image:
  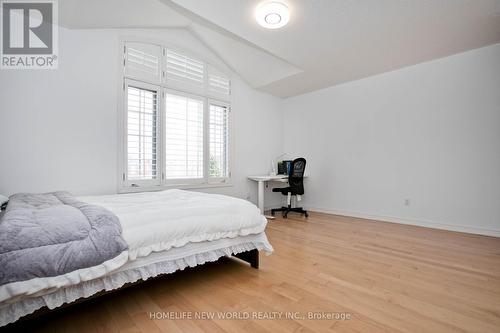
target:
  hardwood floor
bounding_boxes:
[8,212,500,333]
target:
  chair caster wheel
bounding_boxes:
[305,212,309,218]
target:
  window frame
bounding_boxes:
[118,39,232,193]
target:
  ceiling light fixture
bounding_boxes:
[256,1,289,29]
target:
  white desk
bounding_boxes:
[248,174,309,217]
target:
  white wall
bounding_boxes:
[2,27,498,236]
[0,27,284,207]
[283,44,500,236]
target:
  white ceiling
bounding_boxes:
[60,0,500,98]
[59,0,189,28]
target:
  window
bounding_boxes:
[208,65,231,98]
[124,42,162,83]
[120,41,231,191]
[125,83,159,185]
[209,102,229,179]
[165,93,204,180]
[166,49,205,92]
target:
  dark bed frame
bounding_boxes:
[8,249,259,327]
[233,248,259,269]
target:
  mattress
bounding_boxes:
[79,189,269,260]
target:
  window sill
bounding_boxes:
[118,182,234,194]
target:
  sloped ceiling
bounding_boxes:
[60,0,500,98]
[188,23,301,88]
[59,0,301,92]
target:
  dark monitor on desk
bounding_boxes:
[277,160,292,175]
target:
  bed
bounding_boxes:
[0,189,273,327]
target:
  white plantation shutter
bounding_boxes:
[124,42,162,83]
[166,49,205,93]
[165,93,204,180]
[126,84,159,183]
[209,103,229,179]
[120,41,233,190]
[208,65,231,99]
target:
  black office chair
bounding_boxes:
[271,158,308,218]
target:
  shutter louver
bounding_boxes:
[127,86,158,181]
[166,49,205,93]
[208,65,231,98]
[124,42,162,83]
[165,93,204,180]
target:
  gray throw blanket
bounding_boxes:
[0,192,128,286]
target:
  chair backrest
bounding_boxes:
[289,158,306,195]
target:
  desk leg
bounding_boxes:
[257,180,275,220]
[257,180,264,214]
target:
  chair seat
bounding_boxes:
[272,187,302,195]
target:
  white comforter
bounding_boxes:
[80,189,268,260]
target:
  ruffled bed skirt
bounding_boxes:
[0,241,272,326]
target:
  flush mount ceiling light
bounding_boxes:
[256,1,290,29]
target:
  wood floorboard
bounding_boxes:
[5,211,500,333]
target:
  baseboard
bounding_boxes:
[307,206,500,238]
